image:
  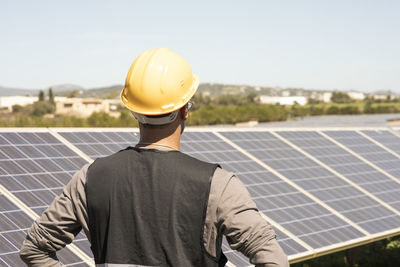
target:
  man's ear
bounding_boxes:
[180,105,189,120]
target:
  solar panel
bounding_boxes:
[0,131,92,266]
[277,130,400,232]
[58,131,139,159]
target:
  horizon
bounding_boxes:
[1,1,399,92]
[1,82,395,95]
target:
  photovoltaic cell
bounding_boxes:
[0,132,92,265]
[277,130,400,233]
[58,131,139,159]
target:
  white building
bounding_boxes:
[0,96,38,111]
[373,95,387,100]
[348,91,365,101]
[322,92,333,103]
[259,96,307,106]
[56,98,122,118]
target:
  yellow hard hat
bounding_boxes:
[121,48,199,115]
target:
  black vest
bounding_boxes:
[86,147,227,267]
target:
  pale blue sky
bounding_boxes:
[1,0,399,92]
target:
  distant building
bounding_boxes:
[322,92,333,103]
[0,96,38,111]
[371,94,389,100]
[281,91,290,97]
[55,98,122,118]
[347,91,365,101]
[259,96,307,106]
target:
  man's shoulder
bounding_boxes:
[209,167,236,194]
[212,167,234,181]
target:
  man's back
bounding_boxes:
[86,147,225,266]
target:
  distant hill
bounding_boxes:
[81,85,123,98]
[0,84,83,97]
[50,84,84,93]
[0,86,38,96]
[2,83,390,99]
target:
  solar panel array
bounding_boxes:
[1,128,400,266]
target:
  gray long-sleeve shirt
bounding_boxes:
[20,162,289,267]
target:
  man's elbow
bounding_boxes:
[250,239,290,267]
[252,252,290,267]
[19,239,31,264]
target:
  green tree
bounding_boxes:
[309,105,324,116]
[326,105,340,114]
[308,98,323,104]
[330,92,353,104]
[48,87,55,104]
[363,100,374,114]
[339,105,360,115]
[12,104,23,113]
[190,93,211,110]
[291,104,308,117]
[246,92,258,104]
[38,90,45,101]
[66,90,79,98]
[32,101,55,116]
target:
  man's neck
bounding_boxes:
[137,122,182,150]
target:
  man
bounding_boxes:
[20,48,289,266]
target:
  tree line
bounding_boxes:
[1,92,400,127]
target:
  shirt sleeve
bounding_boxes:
[207,168,289,267]
[19,164,90,266]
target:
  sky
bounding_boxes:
[1,0,399,92]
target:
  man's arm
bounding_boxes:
[19,164,90,266]
[205,168,289,267]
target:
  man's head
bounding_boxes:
[120,48,199,131]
